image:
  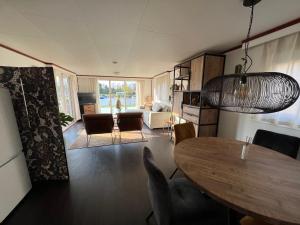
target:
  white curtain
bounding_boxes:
[257,32,300,127]
[153,72,170,103]
[136,80,145,107]
[95,81,100,113]
[70,76,81,120]
[77,77,97,93]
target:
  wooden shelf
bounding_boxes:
[172,53,225,137]
[182,104,200,109]
[175,75,190,80]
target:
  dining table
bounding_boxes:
[174,137,300,225]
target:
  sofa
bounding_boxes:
[142,102,171,129]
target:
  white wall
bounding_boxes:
[0,47,45,67]
[78,76,151,96]
[218,47,300,141]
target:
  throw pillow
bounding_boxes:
[152,103,162,112]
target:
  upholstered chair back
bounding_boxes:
[174,122,196,145]
[117,112,143,132]
[143,147,171,225]
[253,129,300,158]
[83,114,114,135]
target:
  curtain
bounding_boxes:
[136,80,145,107]
[95,80,100,113]
[77,77,97,93]
[153,72,170,103]
[70,76,81,120]
[257,32,300,127]
[54,70,81,124]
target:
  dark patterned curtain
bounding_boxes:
[0,67,69,181]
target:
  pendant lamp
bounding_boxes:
[202,0,300,114]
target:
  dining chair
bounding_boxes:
[143,147,227,225]
[253,129,300,158]
[240,129,300,225]
[169,122,196,179]
[174,122,196,145]
[240,216,270,225]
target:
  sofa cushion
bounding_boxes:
[152,103,162,112]
[162,104,171,112]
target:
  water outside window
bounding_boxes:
[125,81,137,111]
[99,80,110,113]
[98,80,137,113]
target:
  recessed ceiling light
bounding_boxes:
[112,61,118,64]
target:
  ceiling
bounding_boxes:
[0,0,300,77]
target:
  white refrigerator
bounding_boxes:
[0,87,32,222]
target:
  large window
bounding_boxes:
[98,80,137,113]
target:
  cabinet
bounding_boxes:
[81,104,96,115]
[172,53,225,137]
[190,57,204,91]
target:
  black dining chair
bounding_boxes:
[143,147,227,225]
[240,129,300,225]
[253,129,300,159]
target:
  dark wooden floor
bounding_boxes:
[3,122,176,225]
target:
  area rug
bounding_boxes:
[69,129,149,150]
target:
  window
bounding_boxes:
[257,32,300,128]
[98,80,138,113]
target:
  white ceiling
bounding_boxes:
[0,0,300,77]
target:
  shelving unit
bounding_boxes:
[171,53,225,137]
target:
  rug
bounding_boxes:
[69,129,149,149]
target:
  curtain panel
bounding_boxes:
[256,32,300,128]
[136,80,145,107]
[153,72,171,104]
[54,70,81,121]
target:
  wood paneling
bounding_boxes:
[174,137,300,225]
[200,109,218,124]
[198,125,217,137]
[183,105,200,116]
[203,55,225,85]
[172,54,225,138]
[182,113,198,124]
[190,56,204,91]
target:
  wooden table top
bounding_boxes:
[174,137,300,225]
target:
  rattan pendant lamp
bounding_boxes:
[202,0,300,114]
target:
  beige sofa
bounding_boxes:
[142,102,171,129]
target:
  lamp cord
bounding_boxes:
[242,4,254,74]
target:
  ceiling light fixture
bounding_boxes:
[202,0,300,114]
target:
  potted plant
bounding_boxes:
[59,112,74,127]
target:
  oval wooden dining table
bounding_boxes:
[174,137,300,225]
